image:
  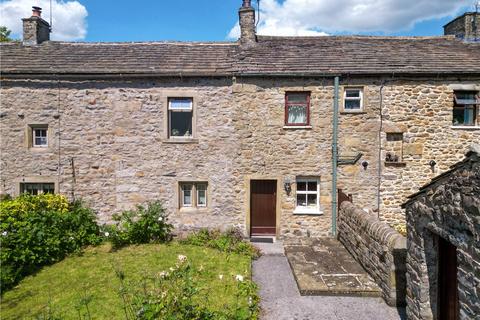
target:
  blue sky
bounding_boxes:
[0,0,476,42]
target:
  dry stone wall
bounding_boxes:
[338,201,407,306]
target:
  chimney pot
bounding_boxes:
[32,6,42,17]
[242,0,252,7]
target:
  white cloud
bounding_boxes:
[228,0,471,38]
[0,0,88,41]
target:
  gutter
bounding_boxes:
[332,76,340,237]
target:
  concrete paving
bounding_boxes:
[284,237,381,296]
[252,243,406,320]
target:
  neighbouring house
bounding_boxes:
[403,145,480,320]
[0,2,479,239]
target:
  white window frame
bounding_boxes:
[343,88,364,111]
[168,98,193,138]
[294,177,322,215]
[179,182,208,209]
[196,183,207,207]
[20,182,55,195]
[452,91,479,127]
[180,183,193,207]
[32,127,48,148]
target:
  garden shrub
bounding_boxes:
[181,228,260,258]
[117,254,259,320]
[105,201,172,249]
[0,194,101,292]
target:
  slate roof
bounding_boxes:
[1,35,480,77]
[0,41,236,76]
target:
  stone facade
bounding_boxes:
[338,201,406,306]
[1,77,479,238]
[404,146,480,320]
[444,12,480,41]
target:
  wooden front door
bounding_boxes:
[438,236,459,320]
[250,180,277,236]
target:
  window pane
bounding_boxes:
[307,181,317,191]
[345,90,361,98]
[452,108,465,126]
[464,107,475,125]
[307,194,317,207]
[297,181,306,191]
[43,183,55,194]
[182,184,192,206]
[296,194,307,207]
[197,190,206,206]
[345,100,361,110]
[287,105,307,124]
[170,111,193,137]
[169,98,192,110]
[287,93,308,103]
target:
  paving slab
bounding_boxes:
[284,238,382,297]
[252,244,406,320]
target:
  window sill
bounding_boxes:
[340,110,367,115]
[293,209,323,215]
[163,138,199,144]
[179,207,208,214]
[450,126,480,130]
[283,125,313,130]
[29,147,51,152]
[385,162,406,167]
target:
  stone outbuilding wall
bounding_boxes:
[338,201,407,306]
[403,145,480,320]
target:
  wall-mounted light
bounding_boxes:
[429,160,437,167]
[284,177,292,195]
[362,161,369,170]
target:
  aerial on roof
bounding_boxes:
[1,2,480,78]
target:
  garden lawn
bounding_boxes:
[1,242,253,319]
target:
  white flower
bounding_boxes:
[218,274,223,280]
[1,231,7,236]
[159,271,169,278]
[158,217,164,222]
[235,275,244,282]
[177,255,187,263]
[104,232,110,237]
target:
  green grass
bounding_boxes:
[1,242,253,319]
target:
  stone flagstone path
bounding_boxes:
[252,241,406,320]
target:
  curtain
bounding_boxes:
[288,105,307,124]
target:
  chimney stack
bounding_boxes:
[239,0,256,46]
[444,11,479,42]
[22,6,51,45]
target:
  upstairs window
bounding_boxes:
[168,98,193,138]
[285,92,310,126]
[180,182,208,208]
[343,88,363,111]
[453,91,479,126]
[33,127,48,147]
[20,182,55,195]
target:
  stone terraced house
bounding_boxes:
[1,2,479,239]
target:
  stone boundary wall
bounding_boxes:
[338,202,407,306]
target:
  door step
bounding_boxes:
[250,236,276,243]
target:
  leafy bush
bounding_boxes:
[0,194,101,292]
[105,201,172,249]
[117,254,259,320]
[181,229,260,258]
